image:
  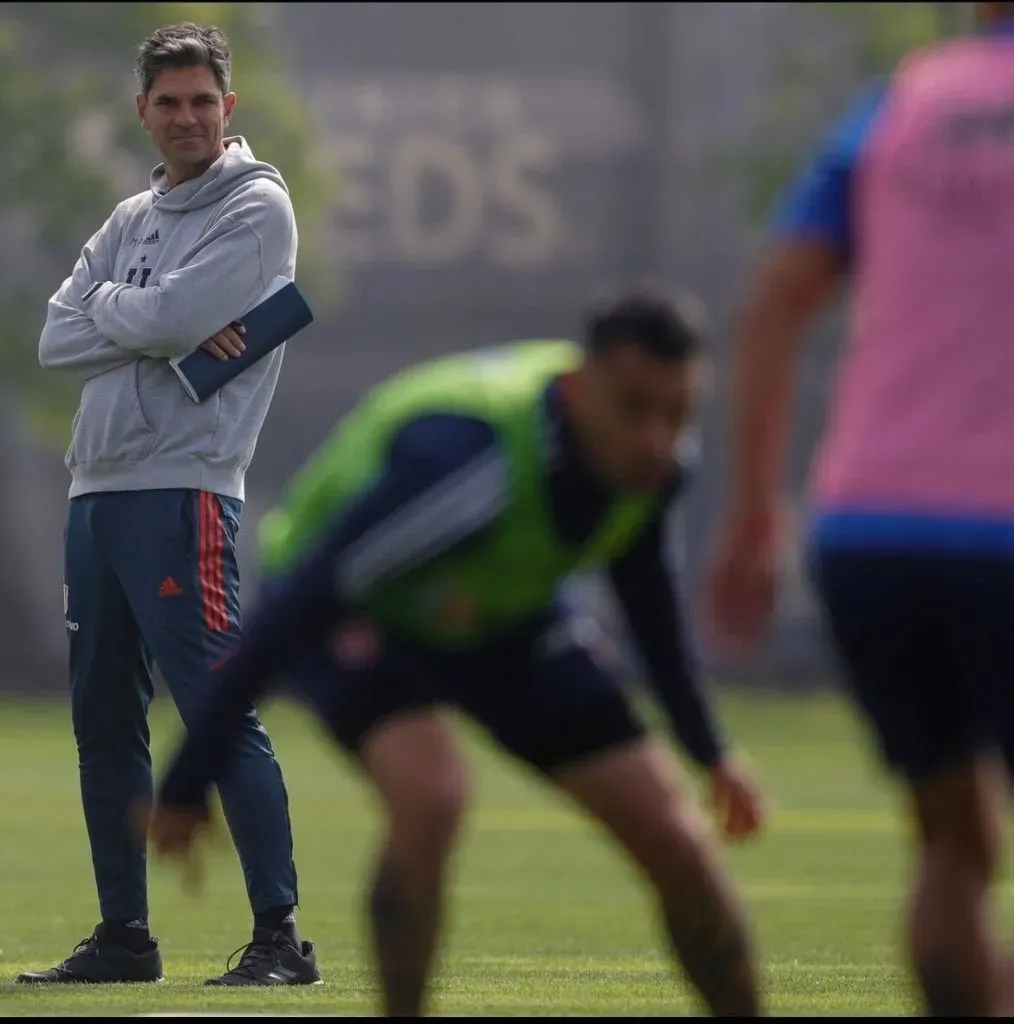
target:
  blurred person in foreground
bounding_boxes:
[22,23,319,986]
[146,293,767,1017]
[705,2,1014,1016]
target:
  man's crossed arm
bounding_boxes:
[40,193,290,378]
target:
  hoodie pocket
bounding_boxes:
[67,362,157,469]
[135,357,222,456]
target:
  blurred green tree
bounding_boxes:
[0,1,339,441]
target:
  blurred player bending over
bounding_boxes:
[706,2,1014,1017]
[147,292,767,1017]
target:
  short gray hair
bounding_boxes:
[135,23,232,96]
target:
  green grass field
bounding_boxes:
[0,689,983,1016]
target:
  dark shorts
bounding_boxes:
[810,546,1014,782]
[285,605,648,774]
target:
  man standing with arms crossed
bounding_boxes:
[706,2,1014,1016]
[19,23,320,987]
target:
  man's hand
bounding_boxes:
[708,754,767,842]
[702,503,786,655]
[200,322,246,361]
[136,799,216,895]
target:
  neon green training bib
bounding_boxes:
[258,340,660,649]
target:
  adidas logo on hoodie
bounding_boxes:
[128,228,161,247]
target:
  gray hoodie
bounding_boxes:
[39,136,298,501]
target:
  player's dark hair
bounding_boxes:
[584,288,707,363]
[136,23,232,97]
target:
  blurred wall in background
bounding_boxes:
[0,2,965,692]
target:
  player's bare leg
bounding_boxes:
[989,764,1014,1017]
[907,754,1004,1016]
[360,711,468,1017]
[552,736,762,1016]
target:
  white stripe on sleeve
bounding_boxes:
[335,450,508,601]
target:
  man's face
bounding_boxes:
[137,65,235,181]
[571,342,704,494]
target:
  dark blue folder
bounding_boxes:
[170,278,314,403]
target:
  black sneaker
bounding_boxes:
[205,927,322,986]
[15,924,163,984]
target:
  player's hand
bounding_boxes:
[703,503,785,654]
[200,322,246,361]
[138,800,215,895]
[708,755,766,842]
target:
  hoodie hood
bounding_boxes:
[149,136,289,213]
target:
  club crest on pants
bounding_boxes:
[63,584,80,633]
